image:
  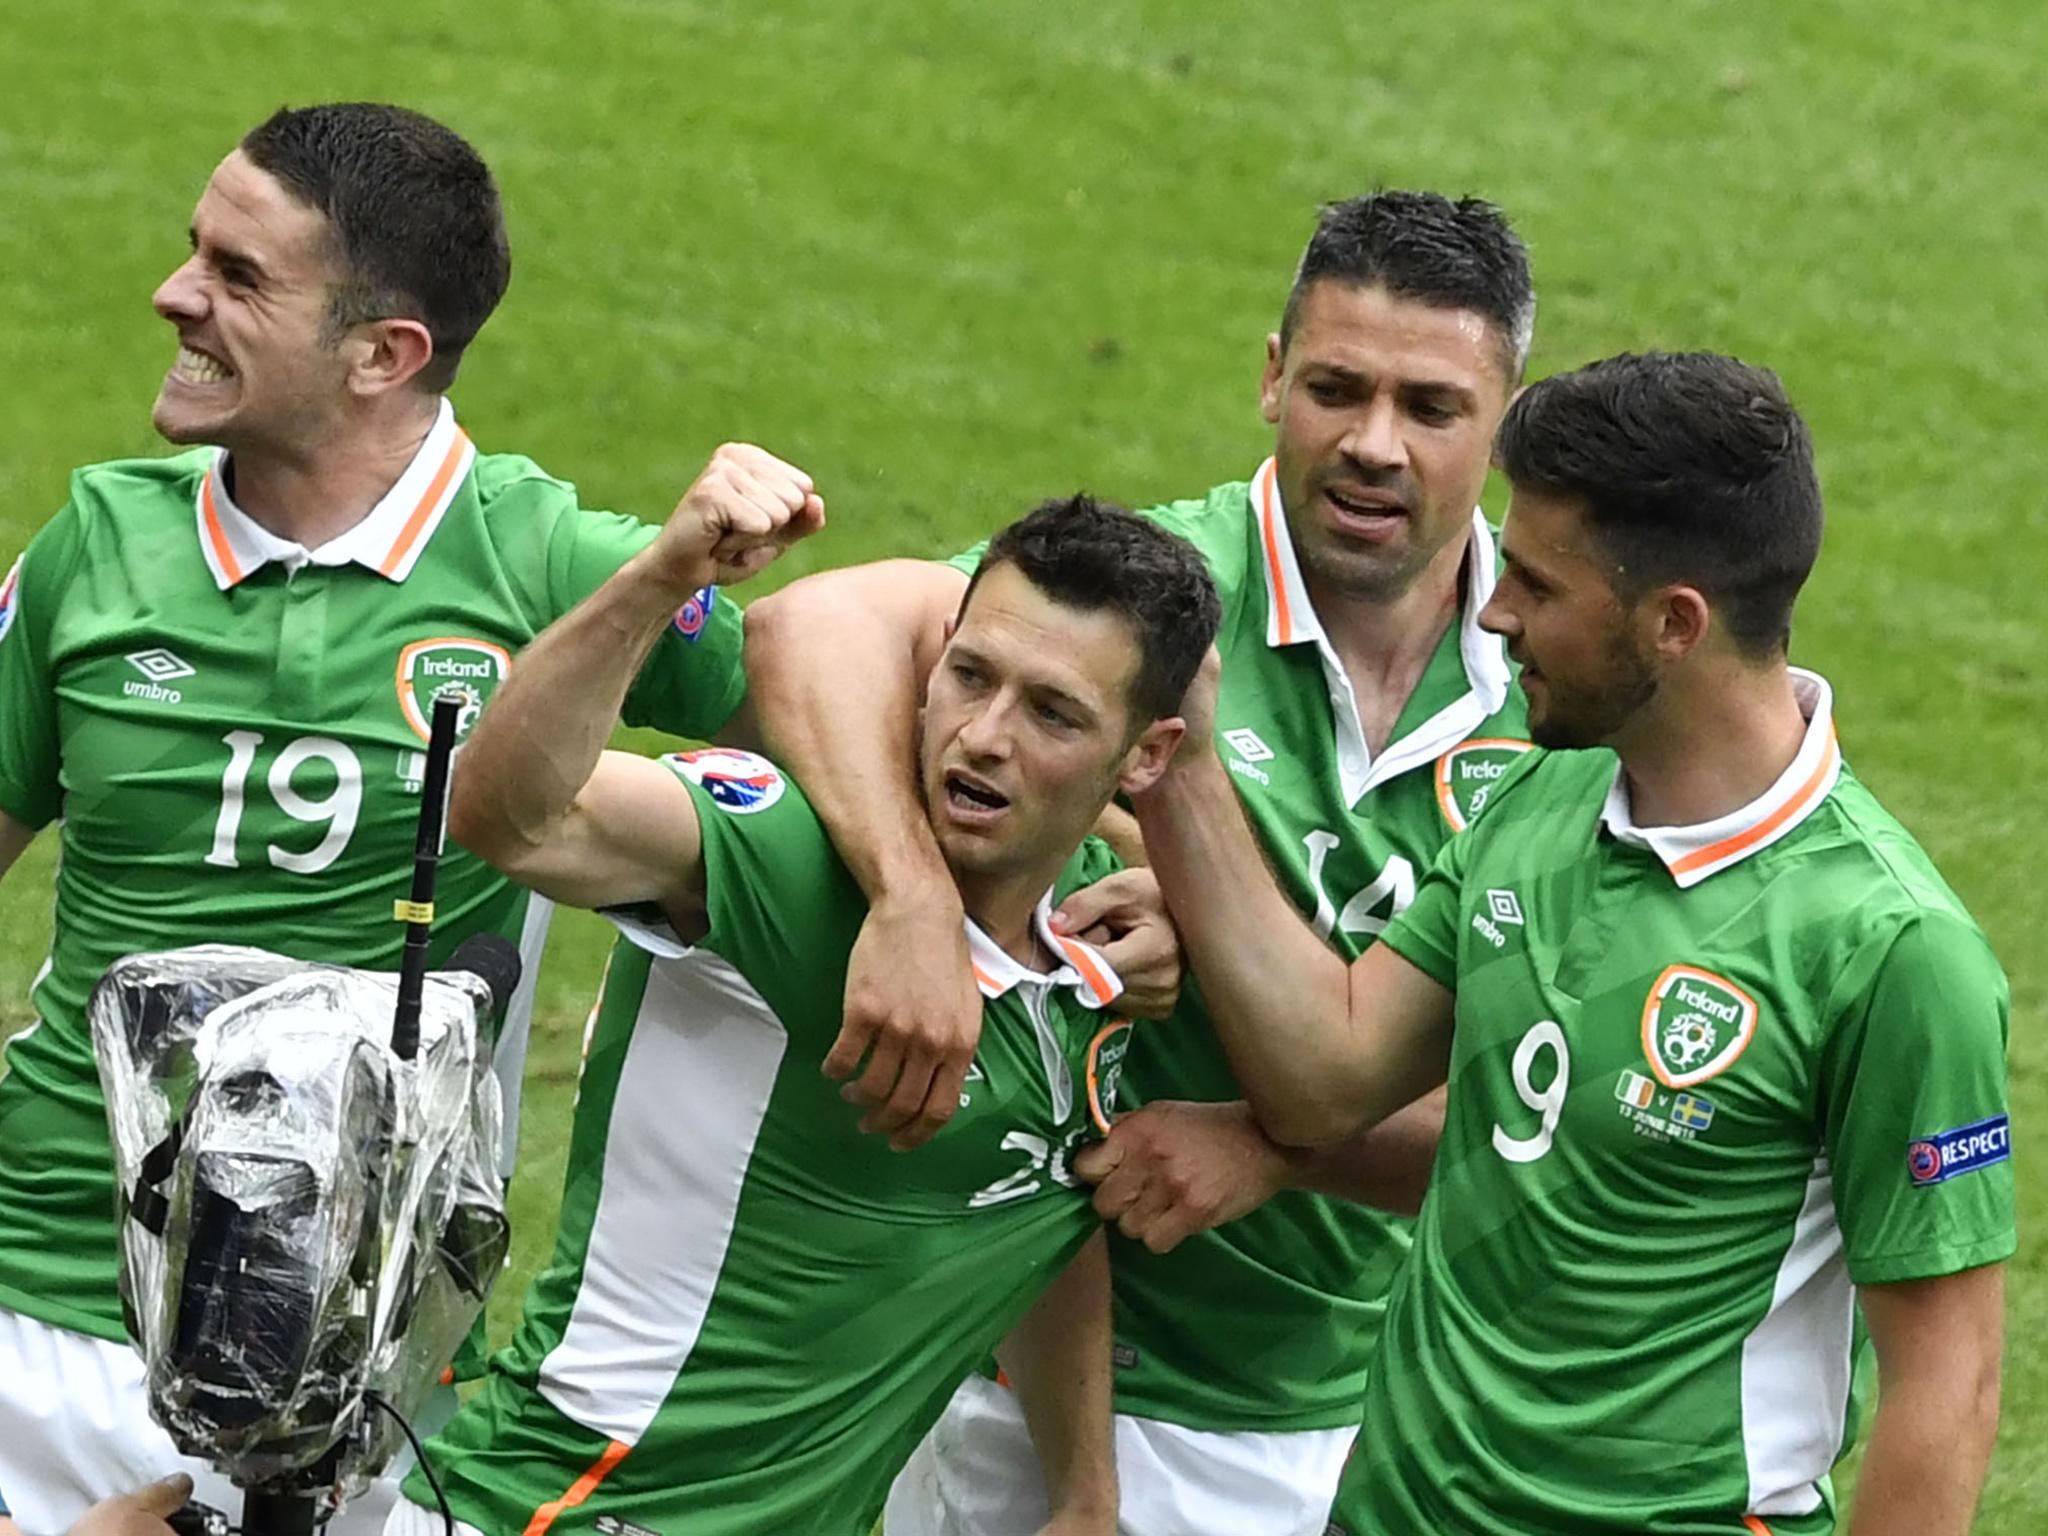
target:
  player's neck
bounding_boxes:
[1305,533,1466,755]
[224,396,440,549]
[954,861,1064,972]
[1612,660,1808,829]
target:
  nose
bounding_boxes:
[1479,587,1518,638]
[153,254,207,324]
[1340,391,1408,474]
[956,693,1015,762]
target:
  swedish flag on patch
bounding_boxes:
[1669,1092,1715,1132]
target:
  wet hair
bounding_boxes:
[1281,191,1535,380]
[968,494,1222,722]
[1496,351,1823,656]
[242,103,510,391]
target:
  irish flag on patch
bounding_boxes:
[1615,1071,1656,1109]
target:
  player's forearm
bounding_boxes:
[996,1229,1117,1529]
[1135,755,1373,1143]
[454,549,696,863]
[744,561,964,907]
[1282,1087,1445,1216]
[1845,1357,1999,1535]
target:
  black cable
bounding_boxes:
[365,1388,456,1536]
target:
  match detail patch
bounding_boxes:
[1907,1115,2010,1186]
[668,748,786,815]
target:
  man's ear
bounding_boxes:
[343,317,436,398]
[1260,334,1284,425]
[1645,582,1713,663]
[1117,717,1188,798]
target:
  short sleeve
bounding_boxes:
[946,539,989,579]
[0,510,79,828]
[1821,913,2016,1285]
[546,506,749,740]
[1377,824,1473,991]
[654,750,867,1047]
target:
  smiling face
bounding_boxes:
[920,563,1173,897]
[1482,486,1661,749]
[150,150,351,454]
[1261,280,1511,604]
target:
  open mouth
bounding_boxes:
[170,344,235,385]
[945,771,1011,814]
[1322,484,1409,537]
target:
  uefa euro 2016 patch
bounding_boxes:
[1907,1115,2011,1186]
[667,747,786,815]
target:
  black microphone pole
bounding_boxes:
[391,691,463,1062]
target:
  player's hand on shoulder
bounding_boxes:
[67,1474,194,1536]
[1073,1099,1287,1253]
[1052,868,1181,1020]
[653,443,826,591]
[824,889,984,1151]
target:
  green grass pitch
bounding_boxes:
[1,0,2042,1523]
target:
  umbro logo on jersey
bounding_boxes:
[1471,889,1524,949]
[1223,727,1273,763]
[122,647,195,704]
[127,648,195,682]
[1641,965,1759,1089]
[1222,727,1275,786]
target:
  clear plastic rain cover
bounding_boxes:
[90,945,509,1506]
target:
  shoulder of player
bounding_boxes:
[63,448,214,524]
[1790,768,1997,958]
[1136,480,1254,589]
[1471,746,1603,826]
[463,449,588,524]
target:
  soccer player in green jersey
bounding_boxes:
[741,193,1534,1532]
[382,491,1220,1536]
[1126,351,2011,1535]
[0,105,781,1530]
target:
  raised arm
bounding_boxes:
[451,444,821,930]
[1130,664,1454,1146]
[744,558,982,1147]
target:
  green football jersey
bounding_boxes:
[406,751,1131,1536]
[0,402,747,1340]
[949,462,1528,1430]
[1331,671,2013,1535]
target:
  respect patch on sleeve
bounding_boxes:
[1906,1115,2011,1186]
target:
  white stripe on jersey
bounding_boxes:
[536,945,786,1446]
[1740,1153,1854,1516]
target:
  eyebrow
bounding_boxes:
[1304,360,1480,406]
[189,227,272,284]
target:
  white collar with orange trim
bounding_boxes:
[1600,669,1842,889]
[965,890,1124,1009]
[1248,457,1513,805]
[195,397,476,590]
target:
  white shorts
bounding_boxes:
[884,1373,1355,1536]
[0,1307,408,1536]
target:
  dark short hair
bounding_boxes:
[1496,351,1823,657]
[968,495,1222,724]
[1281,191,1535,380]
[241,103,511,392]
